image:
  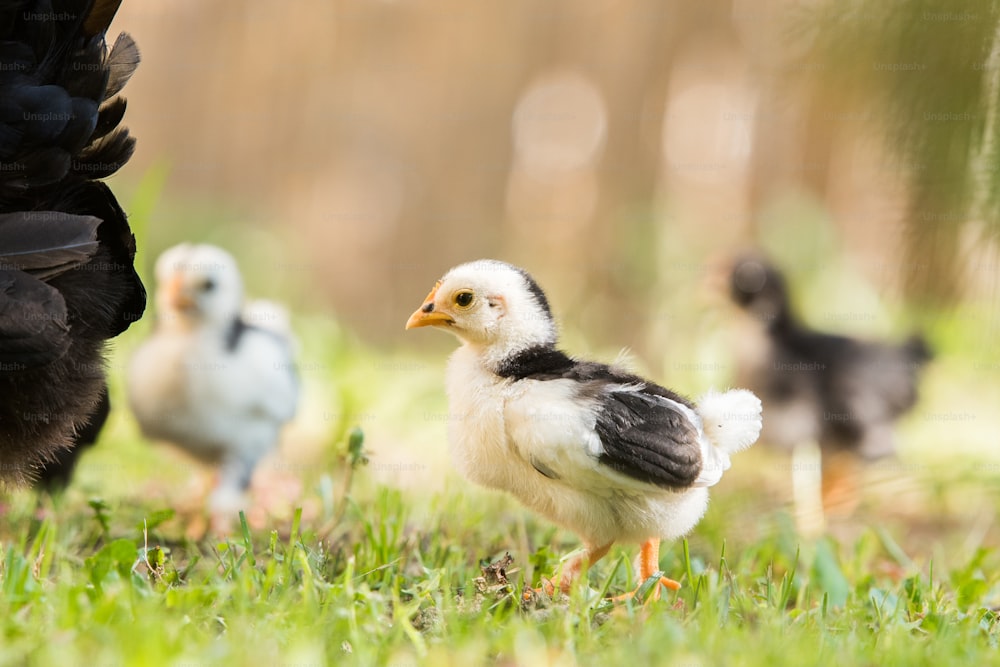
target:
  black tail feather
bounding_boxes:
[91,96,125,140]
[103,32,138,99]
[0,0,139,195]
[72,124,133,177]
[0,210,99,277]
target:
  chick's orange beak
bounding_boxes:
[405,281,453,329]
[164,273,195,310]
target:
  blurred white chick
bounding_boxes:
[128,244,298,526]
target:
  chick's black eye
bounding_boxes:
[454,291,474,308]
[200,278,216,292]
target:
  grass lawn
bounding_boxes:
[3,468,999,666]
[2,296,999,667]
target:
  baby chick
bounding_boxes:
[128,244,297,527]
[407,259,761,597]
[730,254,930,518]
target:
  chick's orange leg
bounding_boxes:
[639,538,682,592]
[530,542,612,596]
[612,538,681,602]
[820,450,862,518]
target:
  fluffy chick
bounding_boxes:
[407,259,761,597]
[730,254,931,515]
[128,244,298,524]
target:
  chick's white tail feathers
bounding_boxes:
[697,388,763,454]
[691,389,762,488]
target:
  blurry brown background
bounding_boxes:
[65,0,1000,532]
[112,0,998,361]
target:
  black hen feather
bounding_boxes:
[0,0,143,484]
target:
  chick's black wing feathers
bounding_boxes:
[497,345,703,490]
[594,389,702,489]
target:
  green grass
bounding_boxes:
[3,202,1000,664]
[2,476,999,667]
[3,366,1000,667]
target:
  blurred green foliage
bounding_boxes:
[803,0,1000,301]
